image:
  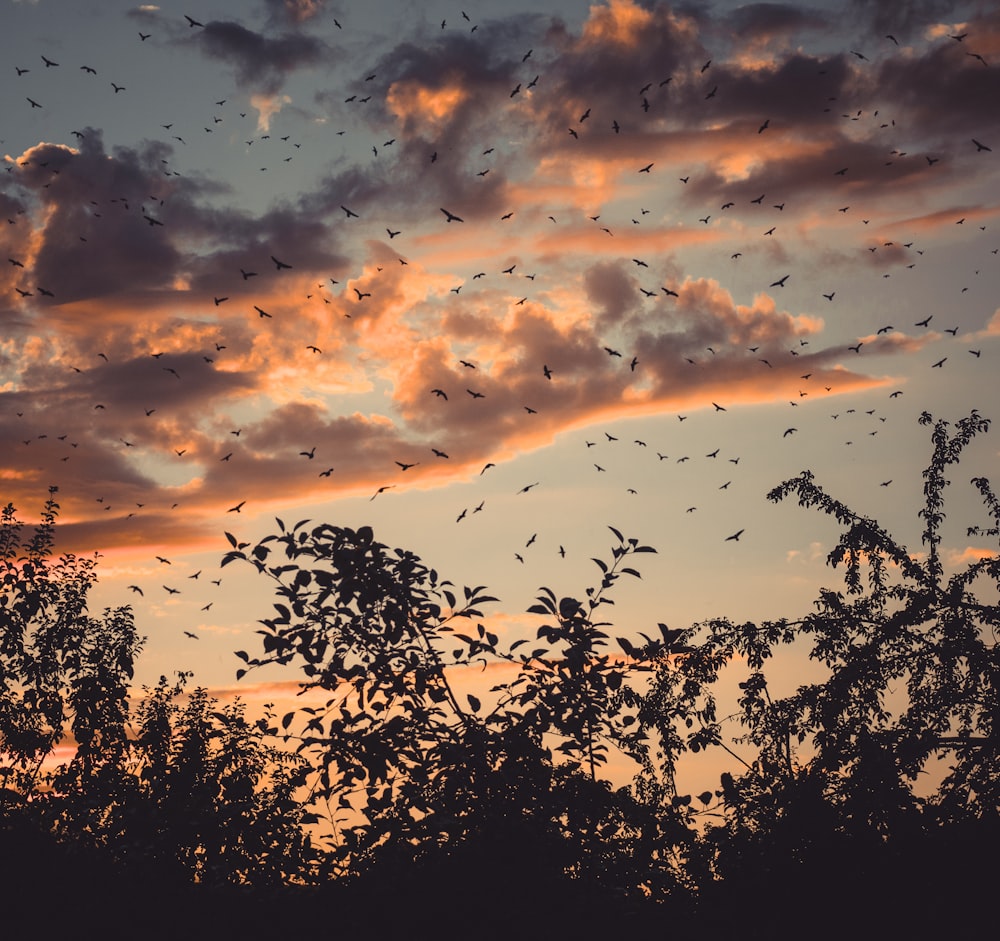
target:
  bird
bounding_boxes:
[184,15,204,27]
[783,428,797,437]
[440,208,464,222]
[341,205,359,218]
[639,163,653,173]
[183,631,199,639]
[972,139,992,152]
[770,275,789,287]
[725,529,744,542]
[271,255,292,270]
[228,501,245,513]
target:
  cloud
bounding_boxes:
[193,19,330,96]
[263,0,327,26]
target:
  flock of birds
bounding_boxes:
[4,11,996,637]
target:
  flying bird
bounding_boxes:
[271,255,293,270]
[725,529,744,542]
[440,208,464,222]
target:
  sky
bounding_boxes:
[2,0,999,732]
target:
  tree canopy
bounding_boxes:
[2,412,997,937]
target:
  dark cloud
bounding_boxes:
[723,3,831,38]
[196,21,330,95]
[846,0,961,41]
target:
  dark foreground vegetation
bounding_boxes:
[2,411,998,939]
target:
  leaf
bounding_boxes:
[467,694,481,713]
[281,711,295,730]
[621,567,642,578]
[591,557,608,573]
[608,525,625,543]
[225,531,238,548]
[616,637,636,656]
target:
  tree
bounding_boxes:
[223,520,690,897]
[631,410,999,905]
[0,491,323,893]
[0,487,141,800]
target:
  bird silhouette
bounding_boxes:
[440,208,464,222]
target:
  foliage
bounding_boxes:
[222,520,687,891]
[634,410,999,885]
[0,487,141,796]
[0,490,322,889]
[2,410,998,928]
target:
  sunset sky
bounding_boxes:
[3,0,998,727]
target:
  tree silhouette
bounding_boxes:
[627,410,999,931]
[2,412,997,937]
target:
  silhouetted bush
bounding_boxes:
[2,412,997,937]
